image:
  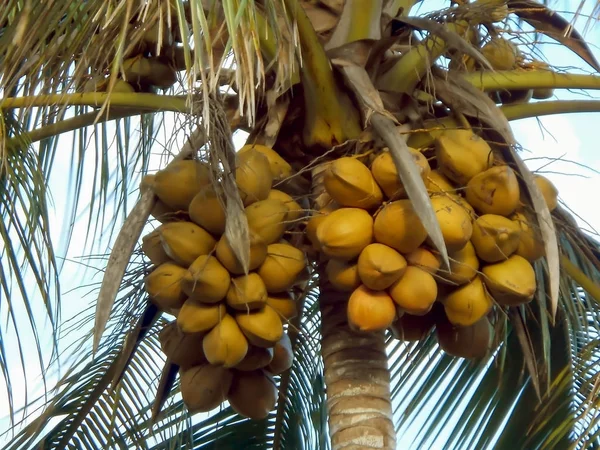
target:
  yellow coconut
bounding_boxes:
[441,275,494,326]
[188,185,227,236]
[266,293,297,320]
[325,259,361,292]
[465,165,521,216]
[357,243,407,290]
[481,37,518,70]
[427,170,456,194]
[323,157,383,209]
[436,316,492,359]
[481,254,536,305]
[153,159,211,210]
[150,198,180,223]
[159,323,207,369]
[533,174,559,212]
[405,247,441,274]
[316,208,374,260]
[390,311,436,342]
[471,214,521,262]
[256,243,306,293]
[474,0,509,22]
[373,200,427,253]
[235,305,284,347]
[512,212,544,262]
[347,285,397,332]
[179,364,233,413]
[389,266,438,315]
[215,231,268,275]
[158,221,217,266]
[430,195,473,253]
[226,273,268,311]
[181,255,231,303]
[437,241,480,285]
[177,301,227,334]
[267,189,303,222]
[144,262,187,309]
[238,144,293,182]
[227,370,278,419]
[305,202,339,251]
[245,199,289,244]
[202,314,249,368]
[234,346,274,371]
[371,149,431,199]
[435,129,493,186]
[266,333,293,375]
[236,148,273,206]
[142,229,171,265]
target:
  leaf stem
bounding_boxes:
[463,71,600,92]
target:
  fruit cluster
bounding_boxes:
[307,129,558,358]
[141,144,306,418]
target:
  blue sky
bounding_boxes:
[1,0,600,447]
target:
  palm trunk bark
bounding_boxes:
[319,281,397,449]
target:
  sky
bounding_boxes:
[1,0,600,448]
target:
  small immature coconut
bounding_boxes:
[347,285,397,332]
[145,262,187,309]
[373,200,427,253]
[266,333,293,375]
[236,149,273,206]
[257,243,306,293]
[496,89,533,105]
[158,221,217,266]
[471,214,521,262]
[142,229,171,266]
[180,364,233,413]
[436,316,492,359]
[316,208,374,260]
[512,212,544,262]
[325,259,361,292]
[533,174,559,212]
[441,275,493,326]
[181,255,231,303]
[266,293,297,320]
[427,170,456,194]
[437,241,480,285]
[435,129,493,186]
[390,312,436,341]
[482,254,536,305]
[215,232,268,275]
[159,323,207,369]
[267,189,303,222]
[357,243,407,290]
[202,314,249,367]
[226,273,268,311]
[246,199,289,244]
[177,300,226,334]
[388,266,438,316]
[238,144,293,183]
[465,165,521,216]
[234,346,274,371]
[153,159,211,210]
[474,0,509,23]
[481,37,518,70]
[235,305,284,347]
[371,149,431,199]
[188,185,227,235]
[323,157,383,209]
[405,247,441,274]
[430,195,473,252]
[227,370,278,419]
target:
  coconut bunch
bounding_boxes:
[307,128,560,359]
[140,144,308,418]
[82,1,195,95]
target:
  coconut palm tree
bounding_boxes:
[1,0,600,448]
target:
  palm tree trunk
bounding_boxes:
[319,281,397,450]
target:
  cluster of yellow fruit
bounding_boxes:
[83,1,191,95]
[307,128,559,359]
[141,144,307,418]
